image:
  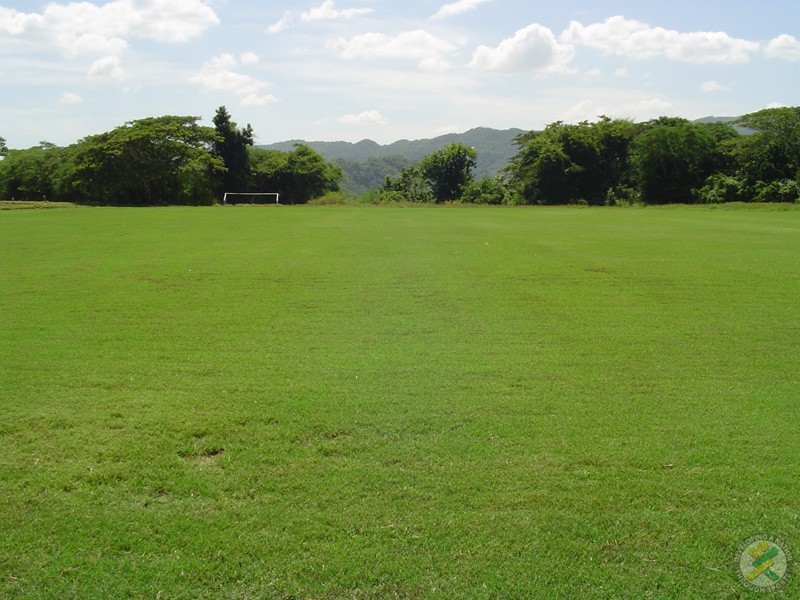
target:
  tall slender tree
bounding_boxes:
[211,106,254,196]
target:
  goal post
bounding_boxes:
[222,192,280,205]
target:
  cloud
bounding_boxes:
[189,53,276,106]
[330,30,460,71]
[267,13,293,34]
[764,34,800,61]
[562,97,674,123]
[88,55,125,81]
[300,1,373,22]
[0,0,219,57]
[338,109,388,125]
[562,16,760,63]
[431,0,491,20]
[59,92,82,104]
[701,80,729,93]
[470,23,575,74]
[241,93,274,107]
[240,52,260,66]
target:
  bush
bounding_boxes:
[753,179,800,203]
[461,177,513,205]
[604,185,640,206]
[307,192,353,206]
[694,174,747,204]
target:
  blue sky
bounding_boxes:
[1,0,798,148]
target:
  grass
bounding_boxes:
[1,204,798,599]
[0,201,79,210]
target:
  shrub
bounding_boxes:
[461,177,513,205]
[307,192,353,206]
[604,185,640,206]
[753,179,800,203]
[694,174,747,204]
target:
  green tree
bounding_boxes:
[212,106,254,196]
[0,136,7,157]
[734,107,800,199]
[631,119,718,204]
[419,141,477,203]
[594,117,638,196]
[249,147,288,197]
[71,116,221,205]
[506,118,638,205]
[381,165,433,203]
[0,142,64,201]
[248,145,343,204]
[506,128,571,204]
[461,176,515,205]
[282,145,343,203]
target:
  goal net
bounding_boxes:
[222,192,280,205]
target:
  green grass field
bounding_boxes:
[1,204,798,599]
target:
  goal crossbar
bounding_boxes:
[222,192,280,205]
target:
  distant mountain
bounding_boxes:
[259,127,525,194]
[261,119,754,195]
[694,116,755,135]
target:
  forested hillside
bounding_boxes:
[260,127,524,194]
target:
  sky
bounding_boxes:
[1,0,799,149]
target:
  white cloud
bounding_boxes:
[338,109,388,125]
[240,52,260,66]
[431,0,491,20]
[701,80,729,92]
[562,16,760,63]
[766,102,788,109]
[764,34,800,61]
[0,0,219,58]
[562,97,674,123]
[59,92,82,104]
[614,68,629,77]
[88,55,125,81]
[622,98,675,117]
[267,13,293,34]
[300,1,373,22]
[241,93,275,107]
[585,68,603,78]
[470,23,575,74]
[434,124,460,135]
[189,53,276,106]
[330,30,460,71]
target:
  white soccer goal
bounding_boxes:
[222,192,280,205]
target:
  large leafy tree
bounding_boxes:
[735,107,800,192]
[0,142,67,201]
[630,118,718,204]
[212,106,254,196]
[506,129,571,204]
[506,118,638,205]
[419,141,477,203]
[248,145,343,203]
[71,116,221,205]
[380,164,433,203]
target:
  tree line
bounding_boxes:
[0,107,342,205]
[1,106,797,205]
[375,107,799,205]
